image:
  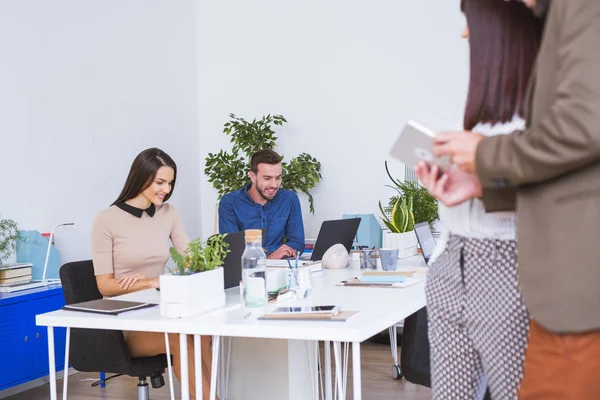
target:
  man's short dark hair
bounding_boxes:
[250,149,282,173]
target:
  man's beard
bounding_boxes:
[257,183,279,201]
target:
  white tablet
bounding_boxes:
[390,120,451,171]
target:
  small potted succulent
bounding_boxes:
[159,234,230,318]
[379,196,419,258]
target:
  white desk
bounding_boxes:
[36,256,427,400]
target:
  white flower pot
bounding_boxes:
[159,267,226,319]
[382,231,418,259]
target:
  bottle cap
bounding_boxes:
[244,229,262,243]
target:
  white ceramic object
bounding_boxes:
[382,231,418,258]
[321,243,349,269]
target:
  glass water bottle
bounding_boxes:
[241,229,267,308]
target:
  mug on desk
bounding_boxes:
[379,248,399,271]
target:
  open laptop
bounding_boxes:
[302,218,361,261]
[222,231,246,289]
[413,221,436,264]
[221,229,268,289]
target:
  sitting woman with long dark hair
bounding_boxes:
[92,147,215,400]
[416,1,544,398]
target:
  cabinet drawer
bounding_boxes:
[0,301,34,388]
[32,294,67,375]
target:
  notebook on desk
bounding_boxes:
[63,299,157,315]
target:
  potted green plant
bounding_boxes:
[378,162,439,258]
[205,113,322,213]
[385,162,439,228]
[0,214,21,266]
[378,196,419,258]
[159,234,230,319]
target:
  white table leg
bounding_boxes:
[62,327,70,400]
[333,341,344,399]
[225,337,232,400]
[219,337,226,399]
[180,334,190,400]
[313,341,319,400]
[390,325,399,366]
[324,341,333,400]
[352,342,361,400]
[210,336,220,400]
[194,335,202,400]
[47,326,57,400]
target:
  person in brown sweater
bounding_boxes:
[92,147,215,400]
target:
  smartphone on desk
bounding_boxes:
[271,305,341,316]
[390,120,451,172]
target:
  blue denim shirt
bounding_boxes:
[218,184,305,255]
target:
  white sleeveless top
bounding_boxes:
[429,115,525,264]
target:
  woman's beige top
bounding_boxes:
[91,202,189,279]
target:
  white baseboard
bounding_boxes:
[0,369,77,399]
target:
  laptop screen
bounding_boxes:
[414,222,436,263]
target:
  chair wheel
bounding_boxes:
[392,365,403,380]
[151,374,165,388]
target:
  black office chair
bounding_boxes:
[400,307,492,400]
[60,260,169,400]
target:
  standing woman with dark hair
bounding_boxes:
[92,147,215,400]
[415,1,544,399]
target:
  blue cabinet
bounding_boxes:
[0,286,66,391]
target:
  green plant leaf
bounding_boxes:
[382,163,439,230]
[0,214,26,265]
[205,115,322,213]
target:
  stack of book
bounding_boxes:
[0,263,34,292]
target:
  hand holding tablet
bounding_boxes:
[389,120,451,171]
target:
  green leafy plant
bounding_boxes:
[169,234,230,276]
[381,162,439,230]
[205,113,322,213]
[379,196,415,233]
[0,214,23,266]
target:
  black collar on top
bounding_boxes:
[115,202,156,218]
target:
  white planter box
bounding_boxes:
[159,267,226,319]
[383,231,418,259]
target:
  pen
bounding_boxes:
[294,253,299,287]
[287,258,293,288]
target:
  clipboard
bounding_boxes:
[259,310,359,321]
[63,299,157,315]
[338,276,424,288]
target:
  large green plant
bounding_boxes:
[0,214,21,265]
[204,114,322,213]
[169,234,230,275]
[381,162,439,229]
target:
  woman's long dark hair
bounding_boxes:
[462,0,544,130]
[112,148,177,205]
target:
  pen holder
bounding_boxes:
[360,248,378,270]
[288,267,300,289]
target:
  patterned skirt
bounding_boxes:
[425,235,529,400]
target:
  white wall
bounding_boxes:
[0,0,201,263]
[197,0,469,239]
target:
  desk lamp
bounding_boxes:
[41,222,74,284]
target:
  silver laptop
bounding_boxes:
[413,222,437,264]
